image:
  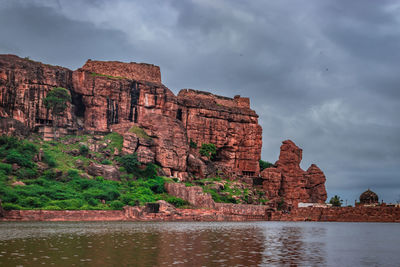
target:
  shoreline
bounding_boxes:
[1,206,399,223]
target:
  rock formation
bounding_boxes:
[0,54,262,178]
[0,55,328,206]
[178,90,262,176]
[260,140,327,207]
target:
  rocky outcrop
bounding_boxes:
[260,168,282,200]
[87,162,120,181]
[165,183,215,208]
[305,164,327,203]
[178,89,262,176]
[0,55,74,132]
[260,140,327,207]
[0,55,263,178]
[81,59,161,84]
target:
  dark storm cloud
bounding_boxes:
[0,1,131,68]
[0,0,399,202]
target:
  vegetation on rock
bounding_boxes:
[0,135,187,210]
[199,143,217,160]
[129,126,152,141]
[43,87,71,140]
[259,159,273,171]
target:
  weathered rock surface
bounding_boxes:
[81,59,161,84]
[0,54,329,206]
[178,89,262,176]
[11,181,26,187]
[0,55,74,132]
[260,168,282,200]
[165,183,215,208]
[1,55,263,177]
[305,164,327,203]
[260,140,327,207]
[87,162,120,181]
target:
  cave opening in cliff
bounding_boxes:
[176,108,182,121]
[71,92,86,118]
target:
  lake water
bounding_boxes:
[0,221,399,266]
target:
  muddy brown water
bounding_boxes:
[0,221,399,266]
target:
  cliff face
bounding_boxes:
[0,55,261,178]
[260,140,327,207]
[0,55,327,205]
[0,55,74,130]
[178,89,262,175]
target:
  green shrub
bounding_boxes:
[43,169,57,180]
[199,143,216,160]
[145,176,165,193]
[110,200,124,210]
[104,132,124,152]
[129,126,151,141]
[0,135,19,150]
[0,162,12,174]
[189,139,197,149]
[118,153,139,174]
[67,169,80,179]
[139,163,158,179]
[79,145,89,156]
[16,168,38,179]
[49,199,83,210]
[43,152,57,167]
[87,197,99,206]
[101,159,112,165]
[6,150,34,168]
[259,160,273,171]
[43,205,61,210]
[0,189,19,203]
[165,196,189,208]
[2,203,22,210]
[19,196,43,208]
[19,142,37,157]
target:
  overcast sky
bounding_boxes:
[1,0,399,204]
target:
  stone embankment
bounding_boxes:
[0,201,266,222]
[271,206,400,222]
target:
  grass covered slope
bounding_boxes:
[0,135,187,210]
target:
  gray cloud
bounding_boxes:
[1,0,399,203]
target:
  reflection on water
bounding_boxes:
[0,221,399,266]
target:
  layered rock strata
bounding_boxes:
[0,55,262,177]
[178,90,262,176]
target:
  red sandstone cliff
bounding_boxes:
[0,55,262,178]
[0,55,328,205]
[260,140,327,207]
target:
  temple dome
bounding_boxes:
[359,189,379,204]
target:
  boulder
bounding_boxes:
[157,200,180,215]
[12,181,26,187]
[165,183,215,209]
[87,162,120,181]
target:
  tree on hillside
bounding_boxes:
[329,195,343,207]
[43,87,71,140]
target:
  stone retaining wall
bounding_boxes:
[271,206,400,222]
